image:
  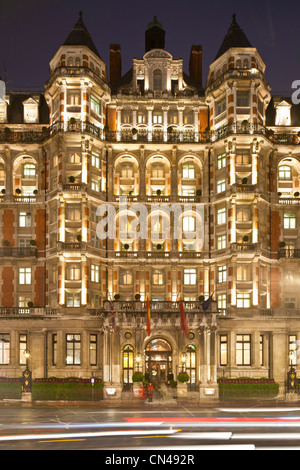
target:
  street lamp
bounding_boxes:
[22,349,32,393]
[287,349,297,393]
[136,353,141,371]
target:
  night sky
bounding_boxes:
[0,0,299,96]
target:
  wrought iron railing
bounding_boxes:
[0,247,37,257]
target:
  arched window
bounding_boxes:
[186,344,196,390]
[23,163,36,179]
[236,59,242,69]
[123,344,134,384]
[279,165,292,181]
[75,57,81,67]
[153,69,162,91]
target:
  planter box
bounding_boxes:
[177,382,188,398]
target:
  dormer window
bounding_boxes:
[23,98,39,123]
[275,101,291,126]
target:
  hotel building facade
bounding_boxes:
[0,12,299,399]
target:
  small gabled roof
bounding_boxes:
[215,13,252,61]
[63,11,100,58]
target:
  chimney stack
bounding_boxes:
[189,45,202,88]
[110,44,122,84]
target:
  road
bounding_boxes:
[0,402,300,453]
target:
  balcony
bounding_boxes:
[0,247,38,258]
[58,242,87,252]
[0,307,57,316]
[40,120,300,147]
[278,249,300,259]
[102,299,218,314]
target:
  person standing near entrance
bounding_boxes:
[147,382,154,402]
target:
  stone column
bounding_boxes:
[271,332,287,398]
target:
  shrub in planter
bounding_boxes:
[169,379,177,388]
[132,372,144,382]
[114,294,120,300]
[177,371,190,383]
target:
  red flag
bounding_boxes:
[179,299,189,338]
[146,297,151,336]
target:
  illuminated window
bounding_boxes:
[90,334,97,366]
[220,335,228,366]
[91,151,100,168]
[237,293,251,308]
[217,294,226,310]
[66,292,81,308]
[0,334,10,365]
[182,163,195,179]
[153,269,164,285]
[68,151,81,163]
[217,153,226,169]
[91,264,100,283]
[19,212,31,227]
[67,90,81,105]
[217,265,227,284]
[279,166,292,181]
[215,97,226,116]
[237,265,250,281]
[91,95,100,115]
[217,207,226,225]
[23,163,36,179]
[121,162,134,178]
[184,268,197,285]
[19,267,31,285]
[120,269,133,285]
[217,179,226,193]
[19,334,27,365]
[91,178,100,192]
[66,334,81,364]
[123,345,134,384]
[236,334,251,365]
[186,345,196,389]
[183,216,195,232]
[217,235,226,250]
[151,163,164,178]
[284,213,296,229]
[289,335,297,365]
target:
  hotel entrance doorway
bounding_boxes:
[145,338,172,382]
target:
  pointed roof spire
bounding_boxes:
[215,13,252,61]
[63,11,100,58]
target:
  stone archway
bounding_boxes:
[145,338,172,383]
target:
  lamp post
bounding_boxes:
[22,349,32,394]
[287,350,297,394]
[136,353,141,371]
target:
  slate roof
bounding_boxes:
[63,11,101,58]
[215,14,252,61]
